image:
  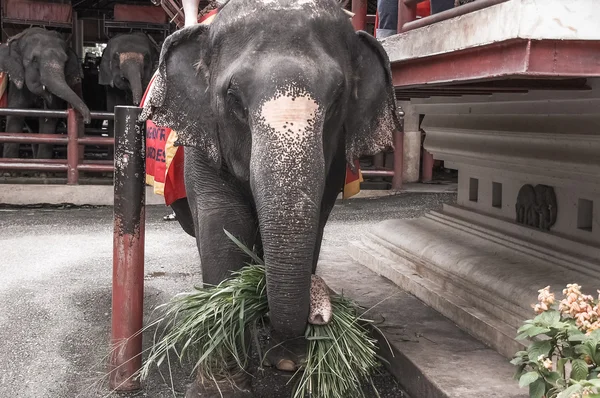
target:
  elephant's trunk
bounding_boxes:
[40,61,91,123]
[121,60,143,105]
[250,93,326,340]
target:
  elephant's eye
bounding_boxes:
[226,88,247,122]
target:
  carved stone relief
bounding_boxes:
[515,184,557,231]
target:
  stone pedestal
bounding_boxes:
[350,78,600,358]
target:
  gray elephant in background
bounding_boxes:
[142,0,401,395]
[0,28,91,159]
[99,32,158,159]
[99,32,158,107]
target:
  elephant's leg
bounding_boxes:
[184,149,254,397]
[3,88,30,158]
[185,148,258,286]
[36,116,59,159]
[3,115,24,158]
[170,197,196,237]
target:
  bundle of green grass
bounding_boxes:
[140,232,383,398]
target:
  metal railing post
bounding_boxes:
[109,105,146,391]
[351,0,368,31]
[67,109,80,185]
[422,148,434,183]
[391,126,405,190]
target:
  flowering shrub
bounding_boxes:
[512,284,600,398]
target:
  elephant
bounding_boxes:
[0,28,91,159]
[99,32,158,107]
[141,0,401,394]
[99,32,158,159]
[516,184,538,227]
[534,184,557,230]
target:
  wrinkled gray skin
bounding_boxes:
[142,0,401,391]
[99,33,158,159]
[0,28,90,158]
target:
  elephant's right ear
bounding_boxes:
[140,24,219,165]
[98,44,113,86]
[0,42,24,89]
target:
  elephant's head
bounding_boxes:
[99,32,158,105]
[142,0,400,349]
[0,28,91,123]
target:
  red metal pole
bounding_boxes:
[67,109,80,185]
[398,0,417,32]
[391,125,404,190]
[110,106,145,392]
[351,0,368,31]
[422,148,434,183]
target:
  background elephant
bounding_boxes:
[0,28,91,159]
[516,184,538,227]
[99,32,158,159]
[142,0,401,390]
[534,184,557,230]
[99,32,158,107]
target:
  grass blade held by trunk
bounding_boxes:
[140,230,382,397]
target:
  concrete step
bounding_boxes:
[317,248,527,398]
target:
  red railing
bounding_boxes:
[399,0,510,32]
[0,108,114,184]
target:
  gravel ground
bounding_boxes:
[0,192,455,398]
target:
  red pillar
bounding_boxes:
[351,0,368,31]
[66,109,80,185]
[391,127,404,190]
[109,106,146,391]
[422,148,434,183]
[398,0,417,32]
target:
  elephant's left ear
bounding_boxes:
[344,31,402,169]
[139,24,219,165]
[0,42,25,89]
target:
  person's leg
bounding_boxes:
[376,0,398,38]
[182,0,201,26]
[431,0,455,14]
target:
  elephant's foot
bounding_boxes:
[263,275,334,372]
[186,370,252,398]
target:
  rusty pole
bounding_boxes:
[67,109,80,185]
[109,105,146,391]
[422,148,434,183]
[351,0,368,31]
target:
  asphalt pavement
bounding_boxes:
[0,192,455,397]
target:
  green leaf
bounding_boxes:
[513,363,527,380]
[519,371,540,388]
[558,358,569,378]
[528,340,553,362]
[535,311,561,328]
[529,378,546,398]
[569,332,587,342]
[576,343,593,358]
[557,383,582,398]
[544,371,561,385]
[527,327,552,337]
[584,379,600,388]
[571,359,589,381]
[518,324,536,334]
